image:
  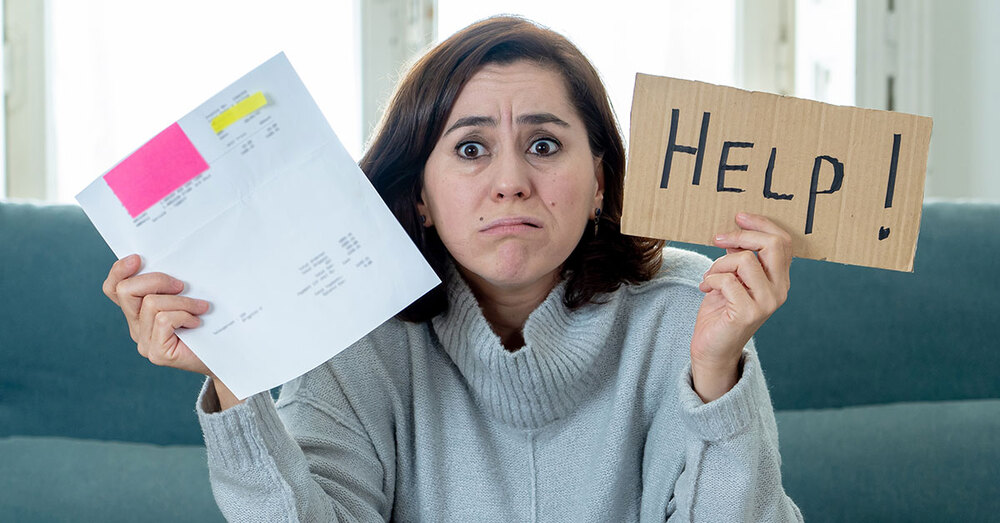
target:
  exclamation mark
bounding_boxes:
[879,133,901,241]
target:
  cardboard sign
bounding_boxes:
[621,73,932,272]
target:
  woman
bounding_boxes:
[103,16,802,522]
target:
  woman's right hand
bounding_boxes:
[102,254,212,376]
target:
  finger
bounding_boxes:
[714,229,791,289]
[734,212,793,243]
[116,272,185,323]
[148,310,202,367]
[103,254,142,305]
[138,294,210,343]
[704,251,775,307]
[144,294,210,316]
[700,273,756,318]
[715,213,793,255]
[714,228,783,252]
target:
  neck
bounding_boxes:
[456,265,560,352]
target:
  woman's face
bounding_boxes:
[418,60,604,294]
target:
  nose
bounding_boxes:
[491,151,532,201]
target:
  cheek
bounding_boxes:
[423,176,480,238]
[542,170,599,214]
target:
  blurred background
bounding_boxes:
[2,0,997,204]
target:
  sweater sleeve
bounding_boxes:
[196,373,391,522]
[667,341,803,522]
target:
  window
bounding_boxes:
[794,0,855,105]
[5,1,861,202]
[48,0,359,202]
[437,1,738,148]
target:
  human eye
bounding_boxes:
[528,138,561,157]
[456,141,487,160]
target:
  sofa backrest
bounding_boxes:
[677,200,1000,410]
[1,201,205,445]
[2,200,998,444]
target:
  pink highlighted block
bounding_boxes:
[104,122,209,217]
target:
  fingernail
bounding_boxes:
[714,234,727,243]
[737,212,749,221]
[198,300,211,312]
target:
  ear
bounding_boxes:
[592,155,605,215]
[416,186,434,227]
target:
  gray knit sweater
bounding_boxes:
[197,247,803,522]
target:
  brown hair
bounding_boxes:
[359,15,663,322]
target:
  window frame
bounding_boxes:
[4,0,53,200]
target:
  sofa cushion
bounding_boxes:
[676,201,1000,410]
[0,201,206,444]
[775,399,1000,522]
[0,436,223,522]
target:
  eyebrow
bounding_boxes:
[443,112,570,136]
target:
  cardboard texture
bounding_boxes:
[622,73,932,272]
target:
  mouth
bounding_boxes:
[480,216,543,233]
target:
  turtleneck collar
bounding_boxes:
[431,263,623,429]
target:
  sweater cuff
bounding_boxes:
[196,377,291,472]
[677,349,761,442]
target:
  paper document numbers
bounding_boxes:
[296,251,346,297]
[339,234,371,269]
[659,109,902,238]
[339,233,361,256]
[294,235,372,299]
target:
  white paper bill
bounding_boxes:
[76,53,440,399]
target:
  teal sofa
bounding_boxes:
[2,199,998,522]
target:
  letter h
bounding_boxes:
[660,109,711,189]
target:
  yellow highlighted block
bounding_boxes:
[211,91,268,133]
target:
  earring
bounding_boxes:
[420,215,427,225]
[593,208,602,236]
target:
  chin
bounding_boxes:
[458,246,562,291]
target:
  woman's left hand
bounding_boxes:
[690,212,793,402]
